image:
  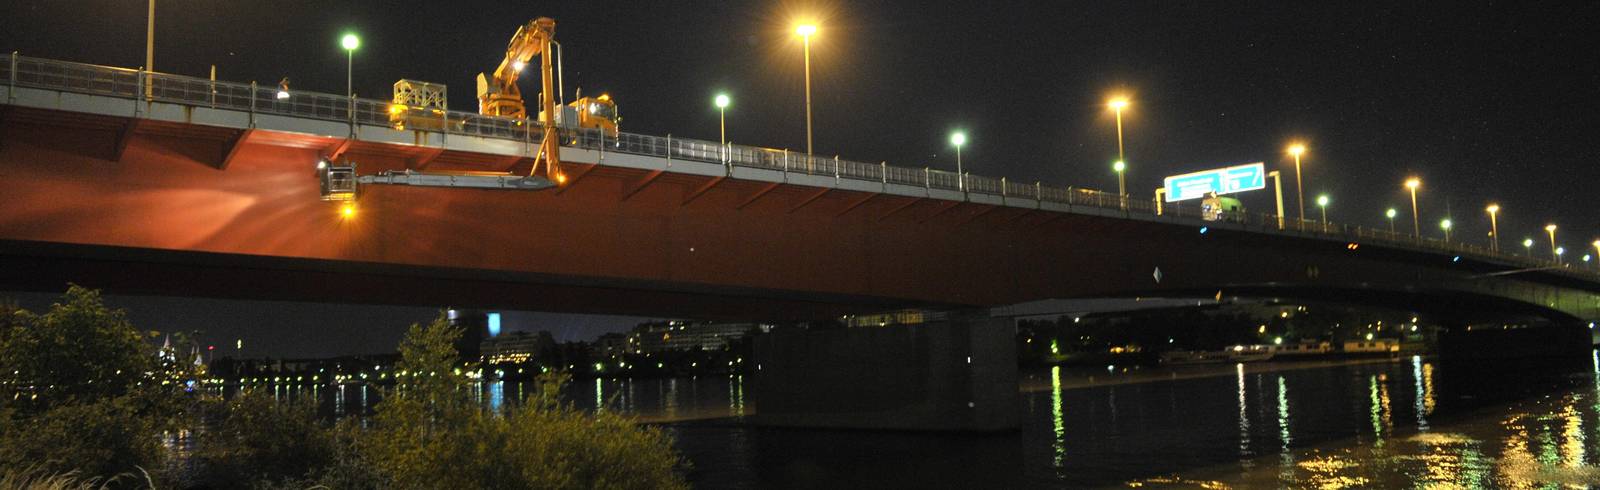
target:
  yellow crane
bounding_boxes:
[476,17,619,184]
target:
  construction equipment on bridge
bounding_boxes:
[558,91,620,138]
[388,79,462,132]
[358,170,557,191]
[316,158,358,201]
[1201,193,1244,222]
[475,17,621,184]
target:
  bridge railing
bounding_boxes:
[2,53,1587,277]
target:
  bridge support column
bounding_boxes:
[750,310,1019,432]
[1435,322,1593,362]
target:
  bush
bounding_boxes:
[2,293,689,489]
[190,390,335,487]
[356,314,689,489]
[502,405,687,489]
[0,286,196,483]
[0,397,160,485]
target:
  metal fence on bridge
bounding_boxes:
[1,53,1588,278]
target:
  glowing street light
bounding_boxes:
[1385,208,1398,234]
[1524,237,1535,257]
[1316,194,1330,230]
[1485,204,1500,252]
[1592,240,1600,270]
[1439,218,1453,242]
[1113,160,1127,208]
[1405,178,1422,240]
[1288,143,1307,223]
[1546,224,1559,262]
[796,23,818,157]
[341,33,360,97]
[950,131,968,192]
[714,93,730,146]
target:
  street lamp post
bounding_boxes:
[1546,224,1559,262]
[1113,160,1127,209]
[1524,238,1535,257]
[341,33,360,136]
[796,24,817,158]
[1592,240,1600,270]
[1109,98,1129,162]
[342,34,359,96]
[1114,160,1127,195]
[1316,194,1329,231]
[145,0,155,100]
[1485,204,1500,252]
[950,131,967,192]
[1108,97,1130,202]
[1288,144,1307,223]
[1405,178,1421,241]
[714,93,730,146]
[1440,218,1453,243]
[1385,208,1398,235]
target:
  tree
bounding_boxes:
[358,313,688,489]
[192,390,336,487]
[0,285,198,483]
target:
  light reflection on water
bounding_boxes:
[226,354,1600,488]
[233,375,753,424]
[1118,354,1600,489]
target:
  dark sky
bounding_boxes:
[5,1,1600,355]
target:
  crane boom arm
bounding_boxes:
[490,19,552,96]
[476,17,565,184]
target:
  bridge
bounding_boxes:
[8,53,1600,431]
[2,53,1599,326]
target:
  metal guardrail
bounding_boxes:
[1,53,1589,277]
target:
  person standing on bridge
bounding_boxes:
[276,78,291,109]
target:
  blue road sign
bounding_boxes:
[1163,162,1266,202]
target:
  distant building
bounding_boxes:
[594,332,628,360]
[480,330,556,364]
[627,321,767,354]
[845,310,933,328]
[447,309,494,360]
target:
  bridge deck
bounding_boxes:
[3,54,1599,321]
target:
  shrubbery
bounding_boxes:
[0,287,689,489]
[0,286,196,485]
[358,318,689,490]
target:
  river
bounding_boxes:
[264,353,1600,488]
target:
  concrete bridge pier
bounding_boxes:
[749,311,1019,432]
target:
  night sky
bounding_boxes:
[4,1,1599,356]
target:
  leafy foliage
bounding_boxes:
[358,314,689,490]
[0,286,200,483]
[0,397,160,485]
[1,292,690,489]
[190,390,335,487]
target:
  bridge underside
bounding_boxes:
[0,239,924,320]
[3,106,1600,322]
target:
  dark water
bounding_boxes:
[246,354,1600,488]
[667,355,1600,489]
